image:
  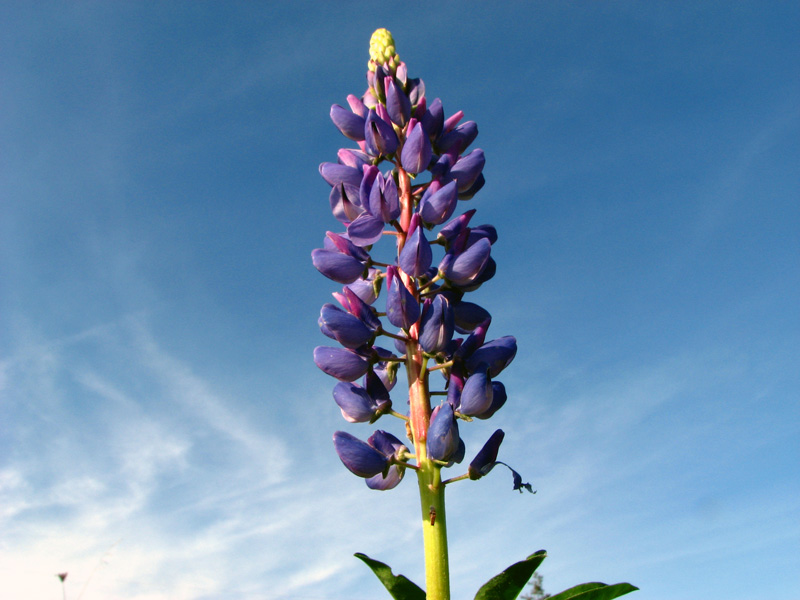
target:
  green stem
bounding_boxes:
[417,460,449,600]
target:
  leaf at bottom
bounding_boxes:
[355,552,426,600]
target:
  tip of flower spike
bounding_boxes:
[368,28,398,71]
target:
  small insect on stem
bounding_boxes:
[429,506,436,526]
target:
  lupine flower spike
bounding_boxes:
[312,28,637,600]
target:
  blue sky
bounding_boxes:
[1,2,798,599]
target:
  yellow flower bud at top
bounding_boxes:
[369,28,399,70]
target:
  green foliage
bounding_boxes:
[355,552,426,600]
[520,572,550,600]
[547,582,639,600]
[474,551,548,600]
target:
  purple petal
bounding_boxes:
[385,78,411,127]
[440,237,491,285]
[458,366,493,416]
[319,303,374,349]
[419,180,458,226]
[398,213,432,277]
[347,213,385,247]
[313,346,369,381]
[427,403,460,463]
[385,266,420,330]
[333,381,379,423]
[400,118,432,174]
[450,149,485,193]
[418,295,454,354]
[468,429,504,480]
[333,431,387,477]
[330,104,366,141]
[466,336,517,377]
[311,249,364,284]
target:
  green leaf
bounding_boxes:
[474,550,548,600]
[548,582,639,600]
[354,552,427,600]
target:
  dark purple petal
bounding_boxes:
[466,336,517,377]
[324,232,370,261]
[398,214,432,277]
[337,148,371,170]
[468,429,505,480]
[311,249,364,284]
[476,381,507,420]
[453,301,492,334]
[419,180,458,226]
[421,97,444,140]
[400,118,432,174]
[385,265,420,329]
[458,173,485,200]
[458,366,493,417]
[440,237,491,285]
[368,429,406,457]
[385,78,411,127]
[419,295,454,354]
[319,303,374,349]
[314,346,369,381]
[330,104,366,141]
[427,402,460,462]
[450,149,485,193]
[329,182,363,224]
[333,381,380,423]
[333,431,387,477]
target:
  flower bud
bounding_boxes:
[468,429,504,480]
[368,171,401,223]
[466,336,517,377]
[385,265,420,330]
[475,381,507,420]
[398,214,432,277]
[450,149,485,193]
[418,295,454,354]
[364,109,398,157]
[419,180,458,225]
[385,78,411,127]
[421,97,444,140]
[440,237,491,286]
[458,366,493,416]
[400,118,432,174]
[333,431,388,477]
[427,402,460,462]
[437,120,478,155]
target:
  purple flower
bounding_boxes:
[422,97,444,140]
[475,380,507,420]
[418,295,454,354]
[419,180,458,226]
[427,402,460,462]
[314,346,370,381]
[466,336,517,377]
[330,104,366,141]
[385,78,411,127]
[365,109,398,157]
[468,429,504,480]
[437,120,478,155]
[458,366,493,417]
[400,118,432,174]
[319,303,375,349]
[452,300,492,334]
[450,149,485,193]
[440,237,492,286]
[333,431,388,477]
[368,171,401,223]
[333,380,390,423]
[311,249,365,284]
[385,265,420,330]
[333,286,381,331]
[366,430,408,490]
[398,214,432,277]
